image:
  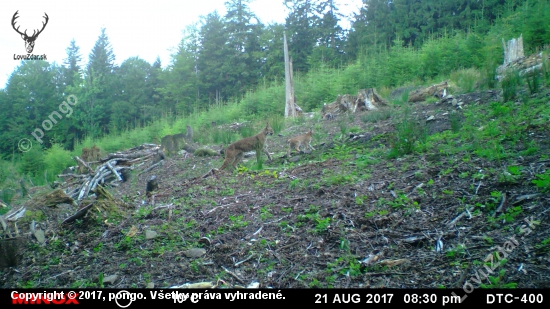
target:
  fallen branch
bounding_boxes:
[203,202,243,215]
[138,160,164,177]
[61,203,94,225]
[493,192,508,217]
[447,212,465,227]
[106,161,122,181]
[221,266,245,283]
[234,253,255,267]
[75,156,93,174]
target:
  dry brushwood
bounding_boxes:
[56,143,163,201]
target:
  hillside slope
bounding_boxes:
[1,83,549,289]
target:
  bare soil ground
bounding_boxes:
[1,86,549,289]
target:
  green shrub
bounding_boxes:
[44,143,74,182]
[19,147,45,178]
[500,70,521,102]
[389,109,428,157]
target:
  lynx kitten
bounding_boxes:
[218,122,274,171]
[287,129,315,157]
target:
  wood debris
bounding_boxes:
[57,143,163,201]
[322,88,388,119]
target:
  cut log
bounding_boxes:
[106,161,122,182]
[24,188,75,208]
[407,81,449,103]
[61,203,93,225]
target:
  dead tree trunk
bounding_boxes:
[496,35,537,81]
[502,34,524,66]
[284,31,296,118]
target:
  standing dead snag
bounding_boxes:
[496,35,550,81]
[283,31,303,118]
[502,34,524,67]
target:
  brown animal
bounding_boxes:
[287,129,315,157]
[185,125,193,143]
[160,135,175,155]
[218,122,274,171]
[161,133,195,156]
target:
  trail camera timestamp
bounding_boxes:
[315,293,394,304]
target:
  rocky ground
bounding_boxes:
[1,84,549,290]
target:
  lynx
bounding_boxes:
[185,125,193,143]
[218,122,274,171]
[287,129,315,157]
[161,134,195,156]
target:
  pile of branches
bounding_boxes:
[57,143,164,201]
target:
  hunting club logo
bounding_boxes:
[11,10,48,60]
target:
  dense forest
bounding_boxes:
[0,0,549,188]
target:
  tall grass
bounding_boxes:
[450,68,482,93]
[501,69,522,102]
[268,114,284,134]
[389,108,428,158]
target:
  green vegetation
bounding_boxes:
[2,0,550,195]
[1,0,550,290]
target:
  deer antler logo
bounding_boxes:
[11,10,49,54]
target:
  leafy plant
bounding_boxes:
[229,215,249,229]
[534,237,550,254]
[446,245,466,259]
[389,111,428,157]
[532,171,550,192]
[361,109,391,123]
[480,269,517,289]
[497,206,522,223]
